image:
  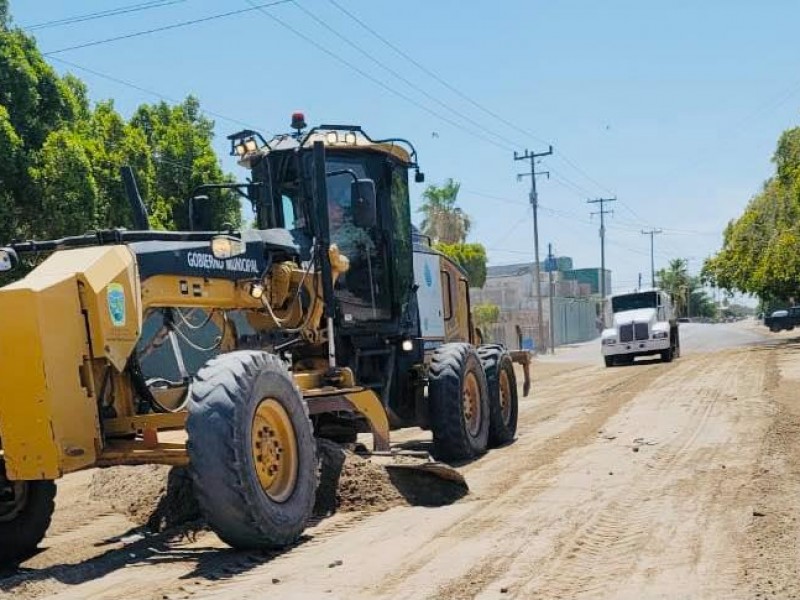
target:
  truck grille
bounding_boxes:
[634,323,649,340]
[619,324,633,342]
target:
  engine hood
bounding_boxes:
[613,307,656,326]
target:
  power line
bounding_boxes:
[244,0,515,152]
[324,0,622,199]
[48,56,261,130]
[291,0,516,152]
[25,0,187,31]
[325,0,549,148]
[43,0,293,55]
[485,205,531,249]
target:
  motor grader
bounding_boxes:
[0,114,527,564]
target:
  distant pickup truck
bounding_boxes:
[764,306,800,332]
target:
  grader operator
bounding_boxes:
[0,114,525,564]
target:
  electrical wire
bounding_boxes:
[47,56,261,130]
[291,0,515,152]
[243,0,515,153]
[325,0,621,198]
[43,0,293,55]
[25,0,187,31]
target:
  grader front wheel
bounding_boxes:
[0,456,56,565]
[186,351,317,550]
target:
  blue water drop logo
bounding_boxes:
[424,262,433,287]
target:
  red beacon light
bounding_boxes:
[291,111,306,136]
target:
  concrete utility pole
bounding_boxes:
[587,197,616,325]
[515,145,553,353]
[547,243,556,354]
[641,228,663,288]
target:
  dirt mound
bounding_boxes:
[314,439,406,516]
[90,465,200,532]
[90,442,464,531]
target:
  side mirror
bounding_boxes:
[188,194,210,232]
[415,170,425,183]
[351,179,377,229]
[211,234,245,259]
[0,248,18,272]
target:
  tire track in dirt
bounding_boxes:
[111,360,666,600]
[737,344,800,599]
[368,361,676,599]
[429,349,761,600]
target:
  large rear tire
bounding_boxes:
[186,351,317,549]
[0,456,55,565]
[477,345,518,448]
[428,343,490,461]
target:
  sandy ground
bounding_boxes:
[3,320,800,599]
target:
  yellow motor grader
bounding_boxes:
[0,115,528,564]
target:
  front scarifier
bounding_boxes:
[186,352,317,548]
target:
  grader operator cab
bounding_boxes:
[0,115,527,564]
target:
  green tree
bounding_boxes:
[434,241,488,287]
[657,257,717,318]
[704,126,800,304]
[131,97,240,230]
[0,6,240,243]
[657,258,690,315]
[419,179,471,244]
[473,303,500,329]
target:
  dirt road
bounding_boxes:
[4,322,800,599]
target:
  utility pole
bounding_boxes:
[587,197,616,326]
[638,272,642,291]
[515,145,553,354]
[547,243,556,354]
[641,228,662,288]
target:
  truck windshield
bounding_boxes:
[612,291,658,313]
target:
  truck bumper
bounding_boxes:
[602,338,670,358]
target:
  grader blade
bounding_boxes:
[365,451,469,505]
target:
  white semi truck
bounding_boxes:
[601,289,680,367]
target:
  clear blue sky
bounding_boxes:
[13,0,800,296]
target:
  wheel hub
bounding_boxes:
[462,372,481,437]
[252,398,298,503]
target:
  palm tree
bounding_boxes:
[418,179,471,244]
[657,258,691,316]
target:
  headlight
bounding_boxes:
[652,331,668,339]
[602,338,617,345]
[0,248,18,272]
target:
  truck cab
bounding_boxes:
[601,289,680,367]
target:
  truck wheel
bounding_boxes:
[604,356,614,368]
[0,457,56,565]
[477,345,519,448]
[660,348,674,363]
[428,343,490,461]
[186,351,317,549]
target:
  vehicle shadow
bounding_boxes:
[0,522,309,593]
